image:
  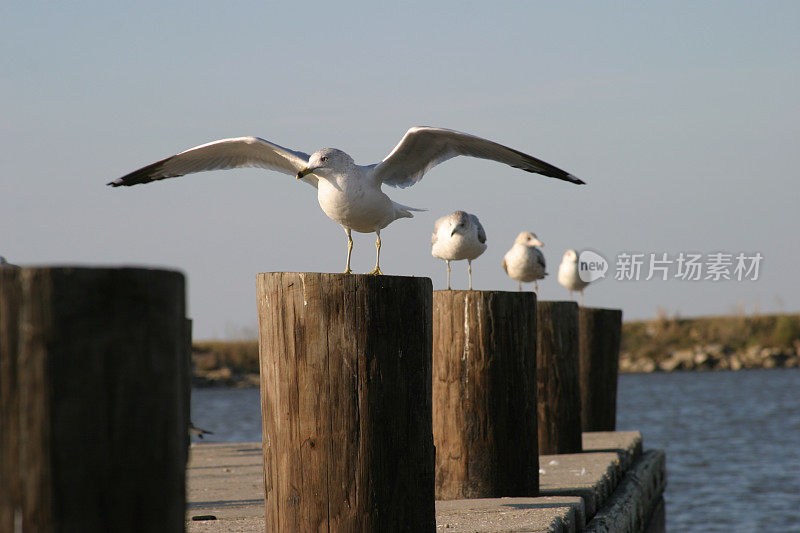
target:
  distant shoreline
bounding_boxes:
[620,312,800,373]
[191,363,800,388]
[619,344,800,373]
[192,313,800,385]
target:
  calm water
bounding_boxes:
[617,368,800,532]
[191,368,800,532]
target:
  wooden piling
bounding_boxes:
[432,290,539,500]
[257,273,435,532]
[0,267,21,533]
[537,301,582,454]
[579,307,623,432]
[0,267,187,532]
[184,318,193,450]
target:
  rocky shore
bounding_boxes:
[619,312,800,373]
[619,342,800,373]
[192,365,260,387]
[191,343,260,388]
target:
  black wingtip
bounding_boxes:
[547,171,585,185]
[106,158,170,188]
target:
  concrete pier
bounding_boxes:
[185,432,665,532]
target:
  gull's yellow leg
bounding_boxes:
[468,260,473,290]
[342,227,353,274]
[367,231,383,275]
[446,260,451,290]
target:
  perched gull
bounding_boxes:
[558,249,590,306]
[502,232,547,292]
[108,126,583,274]
[431,211,487,290]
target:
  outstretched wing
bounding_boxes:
[372,126,584,188]
[107,137,316,188]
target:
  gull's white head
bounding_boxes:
[297,148,353,179]
[514,231,544,248]
[562,249,579,263]
[448,210,472,236]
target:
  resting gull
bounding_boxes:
[558,249,590,306]
[502,232,547,292]
[431,211,487,290]
[109,127,583,274]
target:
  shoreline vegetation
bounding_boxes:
[192,313,800,387]
[620,312,800,373]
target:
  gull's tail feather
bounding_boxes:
[393,201,426,219]
[189,422,214,439]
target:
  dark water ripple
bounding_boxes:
[617,368,800,532]
[191,387,262,443]
[191,368,800,532]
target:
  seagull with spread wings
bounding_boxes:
[109,126,584,274]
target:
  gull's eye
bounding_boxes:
[321,156,328,162]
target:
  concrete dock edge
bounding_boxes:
[583,450,667,533]
[185,432,666,532]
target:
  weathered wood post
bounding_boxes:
[432,290,538,499]
[0,266,21,532]
[579,307,623,432]
[0,267,188,532]
[537,301,582,454]
[184,318,193,449]
[257,273,435,532]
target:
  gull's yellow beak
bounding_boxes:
[297,167,311,180]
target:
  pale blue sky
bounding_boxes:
[2,2,798,338]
